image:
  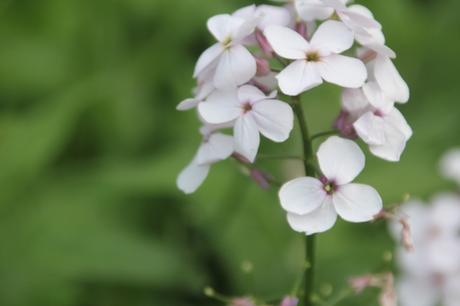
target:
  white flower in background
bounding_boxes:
[177,124,234,194]
[440,148,460,185]
[198,85,294,163]
[193,14,257,89]
[264,20,367,96]
[234,4,291,32]
[177,81,214,111]
[279,136,383,235]
[351,82,413,162]
[391,196,460,306]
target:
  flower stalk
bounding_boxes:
[292,96,317,306]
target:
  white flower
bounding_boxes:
[294,0,338,22]
[193,14,257,89]
[264,21,367,96]
[177,81,214,111]
[234,4,291,32]
[440,148,460,185]
[279,136,383,235]
[198,85,294,163]
[351,82,412,162]
[177,125,234,194]
[391,196,460,306]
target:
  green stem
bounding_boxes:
[258,154,305,161]
[291,96,317,306]
[310,130,338,142]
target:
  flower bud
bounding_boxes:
[256,57,271,76]
[280,296,299,306]
[333,110,358,139]
[295,22,307,39]
[250,168,272,190]
[255,29,273,58]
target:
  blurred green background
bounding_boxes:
[0,0,459,305]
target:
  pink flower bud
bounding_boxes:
[256,57,271,76]
[295,22,307,39]
[255,29,273,58]
[280,296,299,306]
[232,152,251,164]
[334,110,357,139]
[349,275,373,293]
[399,216,414,252]
[379,273,397,306]
[229,297,256,306]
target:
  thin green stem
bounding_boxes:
[291,96,317,306]
[310,130,338,142]
[258,154,305,161]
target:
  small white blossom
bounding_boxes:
[177,124,234,194]
[264,21,367,96]
[193,14,257,89]
[279,136,383,235]
[177,81,215,111]
[440,148,460,185]
[198,85,294,163]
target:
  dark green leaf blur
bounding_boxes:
[0,0,458,305]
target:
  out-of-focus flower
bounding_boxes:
[229,297,256,306]
[279,136,382,235]
[440,148,460,185]
[280,296,299,306]
[349,273,397,306]
[264,20,367,96]
[199,85,294,163]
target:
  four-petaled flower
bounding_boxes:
[279,136,383,235]
[264,20,367,96]
[199,85,294,163]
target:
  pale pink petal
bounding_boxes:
[354,111,386,145]
[287,197,338,235]
[333,183,383,222]
[369,123,408,162]
[310,20,354,54]
[362,81,394,113]
[177,159,210,194]
[341,88,371,114]
[318,54,367,88]
[193,43,224,78]
[177,98,199,111]
[338,9,381,30]
[264,26,310,60]
[197,133,234,165]
[238,85,267,104]
[374,55,410,103]
[279,177,327,215]
[207,14,245,42]
[234,115,260,163]
[252,99,294,142]
[256,5,291,30]
[398,277,439,306]
[295,0,334,22]
[384,108,413,140]
[277,60,323,96]
[317,136,365,185]
[214,45,256,89]
[198,90,241,124]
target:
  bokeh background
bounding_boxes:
[0,0,459,305]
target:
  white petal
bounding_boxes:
[295,0,334,22]
[207,14,245,42]
[398,277,439,306]
[374,55,410,103]
[238,85,267,103]
[213,45,256,89]
[354,111,386,146]
[252,99,294,142]
[198,90,241,124]
[440,148,460,184]
[369,123,408,162]
[310,20,354,54]
[279,177,327,215]
[341,88,371,114]
[318,54,367,88]
[384,108,413,140]
[177,98,199,111]
[277,60,323,96]
[338,9,381,30]
[431,193,460,236]
[317,136,365,185]
[256,5,291,30]
[177,159,210,194]
[264,26,310,60]
[197,133,234,165]
[287,198,338,235]
[234,115,260,163]
[333,183,383,222]
[193,43,224,78]
[362,81,394,113]
[445,275,460,306]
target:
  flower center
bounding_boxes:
[306,51,320,62]
[373,109,384,117]
[321,177,338,195]
[222,36,233,49]
[242,102,252,114]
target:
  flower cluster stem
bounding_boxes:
[292,96,317,306]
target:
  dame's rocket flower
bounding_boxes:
[440,148,460,185]
[279,136,382,235]
[193,14,257,90]
[198,85,294,163]
[264,20,367,96]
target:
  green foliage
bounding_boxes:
[0,0,459,305]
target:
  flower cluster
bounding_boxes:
[177,1,410,235]
[389,151,460,306]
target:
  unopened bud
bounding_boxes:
[279,296,299,306]
[256,57,271,76]
[255,29,273,58]
[334,110,357,139]
[295,21,307,39]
